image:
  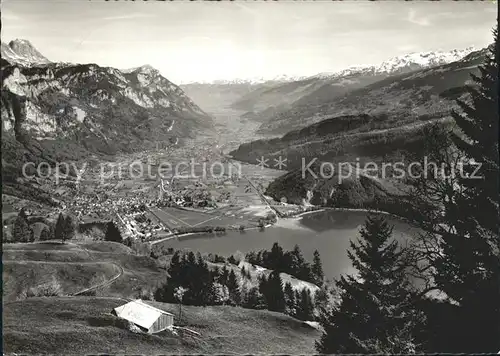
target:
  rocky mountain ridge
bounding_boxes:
[230,46,487,209]
[257,47,486,135]
[1,40,213,195]
[310,47,476,80]
[231,47,476,129]
[1,39,51,67]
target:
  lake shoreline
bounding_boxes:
[282,206,406,221]
[150,206,407,246]
[150,223,274,245]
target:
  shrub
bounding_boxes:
[19,277,63,299]
[104,221,122,242]
[136,287,154,300]
[232,251,245,264]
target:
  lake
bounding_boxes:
[158,210,420,281]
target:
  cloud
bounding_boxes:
[407,9,431,26]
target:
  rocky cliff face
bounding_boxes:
[1,40,213,188]
[1,60,211,143]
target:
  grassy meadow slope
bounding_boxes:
[3,297,320,355]
[3,261,122,301]
[2,240,321,355]
[2,242,166,301]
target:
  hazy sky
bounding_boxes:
[2,0,497,83]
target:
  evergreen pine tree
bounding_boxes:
[54,213,66,243]
[314,286,331,319]
[48,223,55,240]
[191,252,216,305]
[13,209,31,243]
[290,244,311,280]
[407,26,500,353]
[293,289,300,313]
[451,26,499,237]
[104,221,122,242]
[227,269,241,305]
[312,250,324,285]
[213,266,221,282]
[168,250,182,283]
[441,26,499,353]
[246,251,257,265]
[40,226,50,241]
[258,274,268,306]
[63,215,76,241]
[296,288,314,321]
[268,242,284,271]
[316,215,423,354]
[243,286,265,309]
[220,265,229,285]
[156,250,182,302]
[284,282,296,316]
[263,271,286,312]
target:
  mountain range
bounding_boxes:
[226,47,476,132]
[1,39,213,201]
[256,47,484,135]
[229,46,487,209]
[1,38,485,209]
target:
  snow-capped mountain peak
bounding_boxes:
[183,74,308,85]
[309,47,476,80]
[1,39,51,67]
[182,47,474,85]
[375,47,475,73]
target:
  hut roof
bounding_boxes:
[113,299,173,330]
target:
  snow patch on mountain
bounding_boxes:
[181,48,474,85]
[184,74,309,85]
